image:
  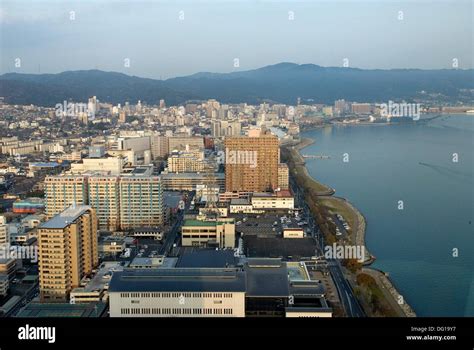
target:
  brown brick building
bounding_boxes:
[225,133,279,192]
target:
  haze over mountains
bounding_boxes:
[1,63,473,106]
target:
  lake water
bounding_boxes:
[301,115,474,316]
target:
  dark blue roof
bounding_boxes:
[109,268,246,293]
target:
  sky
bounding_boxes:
[0,0,472,79]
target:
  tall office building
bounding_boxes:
[44,175,88,218]
[88,176,120,231]
[38,205,98,302]
[224,133,279,193]
[119,176,164,229]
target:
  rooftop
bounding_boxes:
[183,219,217,227]
[15,302,107,317]
[39,205,92,229]
[245,259,290,297]
[177,248,239,268]
[108,268,246,293]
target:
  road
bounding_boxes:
[327,259,365,317]
[159,211,183,255]
[290,176,365,317]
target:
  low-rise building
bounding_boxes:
[108,268,246,317]
[181,219,235,248]
[283,228,305,239]
[251,190,294,210]
[161,172,225,192]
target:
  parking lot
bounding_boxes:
[234,212,310,237]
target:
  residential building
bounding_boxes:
[119,176,163,229]
[44,175,88,218]
[38,205,99,302]
[225,134,279,192]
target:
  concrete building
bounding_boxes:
[45,171,164,231]
[277,163,289,190]
[38,205,99,302]
[167,149,207,173]
[168,136,204,153]
[0,275,8,297]
[225,134,279,193]
[351,103,372,115]
[88,176,120,231]
[283,228,305,238]
[211,119,241,138]
[108,268,246,317]
[70,155,125,175]
[44,175,88,218]
[161,172,225,192]
[0,216,8,246]
[181,219,235,248]
[119,176,163,229]
[251,191,294,210]
[0,258,17,280]
[150,135,169,159]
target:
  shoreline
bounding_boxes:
[289,135,416,317]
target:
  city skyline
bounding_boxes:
[0,0,472,344]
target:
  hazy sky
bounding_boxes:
[0,0,472,78]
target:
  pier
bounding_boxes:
[302,154,330,159]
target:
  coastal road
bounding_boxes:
[328,259,365,317]
[290,176,365,317]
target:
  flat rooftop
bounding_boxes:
[245,259,290,297]
[243,236,318,260]
[176,248,239,268]
[39,205,92,229]
[183,219,217,227]
[16,302,107,317]
[109,268,246,293]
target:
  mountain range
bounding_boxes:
[1,63,473,106]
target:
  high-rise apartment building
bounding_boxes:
[224,133,279,192]
[44,175,88,218]
[38,205,98,302]
[119,176,164,229]
[45,172,164,231]
[88,176,120,231]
